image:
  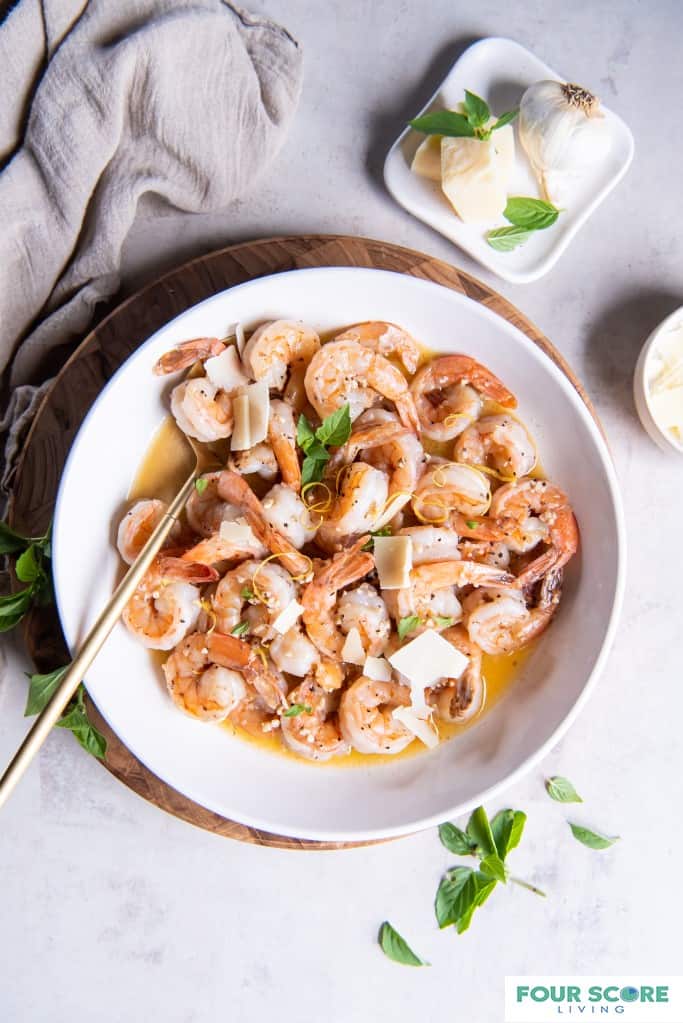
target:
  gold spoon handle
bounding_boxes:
[0,470,199,809]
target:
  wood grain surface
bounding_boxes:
[8,234,599,850]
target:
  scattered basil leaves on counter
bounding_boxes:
[56,685,107,760]
[378,922,429,967]
[231,621,249,637]
[409,90,518,142]
[569,823,620,850]
[487,197,562,252]
[546,776,583,803]
[439,821,479,856]
[397,615,421,641]
[283,703,312,718]
[297,405,352,486]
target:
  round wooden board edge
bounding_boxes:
[9,233,603,850]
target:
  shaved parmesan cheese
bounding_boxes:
[392,706,439,749]
[272,599,304,636]
[363,656,393,682]
[650,386,683,430]
[370,492,412,532]
[204,346,249,392]
[341,627,366,666]
[373,535,412,589]
[230,393,251,450]
[411,134,442,182]
[246,380,270,445]
[389,631,468,712]
[219,518,257,545]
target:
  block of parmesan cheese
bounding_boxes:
[373,535,412,589]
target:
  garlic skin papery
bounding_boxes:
[518,81,612,205]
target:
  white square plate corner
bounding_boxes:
[383,36,634,284]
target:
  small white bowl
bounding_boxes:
[634,306,683,454]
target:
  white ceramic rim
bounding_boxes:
[52,266,627,841]
[633,304,683,454]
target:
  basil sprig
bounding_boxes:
[24,666,107,760]
[487,197,561,252]
[436,805,543,934]
[0,521,52,632]
[409,90,518,142]
[296,404,352,485]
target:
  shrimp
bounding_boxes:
[116,499,181,564]
[464,569,562,654]
[338,677,413,755]
[162,630,248,721]
[385,559,513,627]
[170,377,233,443]
[301,537,374,659]
[261,483,317,549]
[337,582,391,656]
[397,525,461,564]
[267,399,301,490]
[217,470,312,577]
[228,443,279,481]
[269,624,319,677]
[333,321,421,373]
[453,414,537,480]
[211,559,296,637]
[413,462,492,524]
[316,463,388,553]
[280,678,349,761]
[242,320,321,391]
[304,339,419,430]
[458,539,511,570]
[122,556,218,650]
[186,472,240,537]
[410,355,517,441]
[426,626,484,723]
[490,478,579,587]
[154,337,226,375]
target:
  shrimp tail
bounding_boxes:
[154,337,226,375]
[156,555,219,584]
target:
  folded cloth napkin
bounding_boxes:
[0,0,302,502]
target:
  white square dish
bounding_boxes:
[383,36,634,284]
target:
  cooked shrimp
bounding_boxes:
[410,355,517,441]
[458,539,511,570]
[186,472,239,537]
[212,559,296,637]
[304,339,419,429]
[337,582,391,656]
[282,363,309,414]
[301,537,374,659]
[170,377,233,443]
[154,337,226,375]
[334,321,421,373]
[242,320,321,391]
[280,678,349,761]
[490,478,579,587]
[122,556,217,650]
[228,443,279,481]
[386,559,512,627]
[316,463,388,553]
[464,570,562,654]
[261,483,317,549]
[338,677,413,755]
[162,630,249,721]
[267,399,301,490]
[413,462,492,523]
[217,470,312,577]
[397,525,461,564]
[269,624,318,677]
[427,626,484,723]
[117,499,181,564]
[453,414,537,479]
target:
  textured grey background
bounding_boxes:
[1,2,682,1021]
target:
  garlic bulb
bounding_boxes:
[518,81,612,205]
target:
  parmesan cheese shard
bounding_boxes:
[363,656,393,682]
[230,393,251,450]
[411,134,442,182]
[204,346,249,392]
[392,706,439,749]
[247,379,270,445]
[219,518,258,545]
[373,535,412,590]
[388,630,469,712]
[272,599,305,636]
[440,124,514,223]
[341,627,366,666]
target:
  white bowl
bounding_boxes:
[53,267,626,841]
[384,37,635,284]
[633,306,683,454]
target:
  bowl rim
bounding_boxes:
[52,265,627,840]
[633,304,683,454]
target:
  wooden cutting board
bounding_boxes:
[8,234,598,850]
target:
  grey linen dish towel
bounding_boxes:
[0,0,303,503]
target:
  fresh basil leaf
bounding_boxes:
[439,821,478,856]
[409,110,475,138]
[283,703,312,718]
[56,690,107,760]
[465,520,479,529]
[0,588,33,618]
[301,449,329,486]
[432,615,454,629]
[397,615,421,641]
[362,526,392,551]
[240,586,255,600]
[455,874,497,934]
[504,196,560,231]
[435,866,496,930]
[508,810,527,853]
[479,852,507,884]
[546,776,583,803]
[569,823,619,850]
[315,404,351,448]
[486,226,533,252]
[463,90,490,128]
[231,621,249,637]
[466,806,497,859]
[378,922,429,967]
[296,412,317,453]
[194,477,209,496]
[15,545,41,583]
[0,610,29,633]
[0,521,29,554]
[24,665,69,716]
[492,108,519,130]
[490,809,514,859]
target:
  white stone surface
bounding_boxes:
[2,2,682,1020]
